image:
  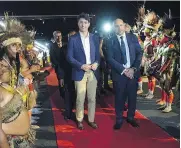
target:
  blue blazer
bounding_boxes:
[67,32,100,81]
[106,33,143,81]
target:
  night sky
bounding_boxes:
[0,1,179,39]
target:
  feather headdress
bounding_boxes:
[0,13,35,48]
[133,5,146,34]
[162,9,176,38]
[137,5,146,24]
[143,11,158,30]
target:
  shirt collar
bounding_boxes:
[51,38,55,43]
[79,31,89,38]
[116,32,126,39]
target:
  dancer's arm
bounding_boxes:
[0,109,10,148]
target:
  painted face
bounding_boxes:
[78,18,90,33]
[7,42,22,58]
[113,19,126,35]
[144,28,152,36]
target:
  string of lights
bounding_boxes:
[0,14,96,20]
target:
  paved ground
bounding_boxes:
[34,80,57,148]
[137,78,180,140]
[34,77,180,147]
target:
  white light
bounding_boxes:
[34,41,49,51]
[103,23,112,32]
[33,47,39,51]
[45,43,49,46]
[0,21,5,29]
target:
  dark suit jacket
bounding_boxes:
[50,41,72,80]
[106,33,143,81]
[67,32,100,81]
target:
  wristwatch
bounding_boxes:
[132,67,137,72]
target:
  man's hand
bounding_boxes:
[124,68,135,79]
[59,79,64,87]
[81,64,92,72]
[91,63,98,71]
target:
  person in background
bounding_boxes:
[50,30,75,120]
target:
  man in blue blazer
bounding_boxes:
[67,13,100,130]
[106,19,143,129]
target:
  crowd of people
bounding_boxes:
[133,6,180,113]
[0,5,179,148]
[50,8,180,131]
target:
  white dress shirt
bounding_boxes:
[116,33,131,69]
[80,32,91,64]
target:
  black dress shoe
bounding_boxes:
[88,122,98,129]
[64,116,71,121]
[77,122,84,130]
[113,122,123,130]
[126,119,139,128]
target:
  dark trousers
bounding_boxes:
[63,80,75,118]
[57,78,75,118]
[55,68,75,118]
[98,58,110,89]
[113,75,138,123]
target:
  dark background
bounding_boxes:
[0,1,179,39]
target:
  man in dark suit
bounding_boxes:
[67,13,100,130]
[106,19,143,129]
[50,30,75,121]
[98,37,112,95]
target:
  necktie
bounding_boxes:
[120,36,127,64]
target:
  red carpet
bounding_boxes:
[46,68,179,148]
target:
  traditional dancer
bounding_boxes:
[141,11,160,99]
[150,11,179,112]
[0,14,36,147]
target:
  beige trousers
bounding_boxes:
[75,71,97,122]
